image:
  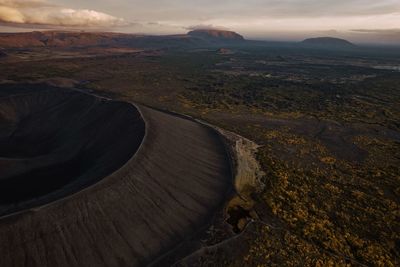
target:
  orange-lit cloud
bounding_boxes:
[0,0,127,27]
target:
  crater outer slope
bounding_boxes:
[0,86,232,267]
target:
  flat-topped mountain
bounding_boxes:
[301,37,355,48]
[188,29,245,41]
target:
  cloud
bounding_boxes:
[348,28,400,44]
[138,0,400,21]
[0,0,51,8]
[351,28,400,34]
[0,6,24,23]
[0,0,128,28]
[186,24,229,31]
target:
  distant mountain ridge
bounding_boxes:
[0,30,246,49]
[0,31,130,48]
[0,31,358,50]
[301,37,355,47]
[0,31,208,49]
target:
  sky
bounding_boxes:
[0,0,399,44]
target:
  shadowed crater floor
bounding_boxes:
[0,85,145,215]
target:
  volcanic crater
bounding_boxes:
[0,84,232,267]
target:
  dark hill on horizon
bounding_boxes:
[301,37,355,48]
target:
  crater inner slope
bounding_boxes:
[0,85,145,216]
